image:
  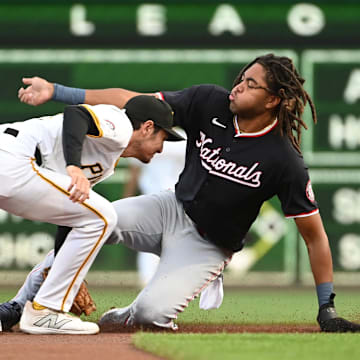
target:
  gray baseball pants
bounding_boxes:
[13,190,232,329]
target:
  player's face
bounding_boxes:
[136,128,167,163]
[229,63,273,117]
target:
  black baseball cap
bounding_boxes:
[124,95,185,141]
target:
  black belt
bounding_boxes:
[4,127,19,137]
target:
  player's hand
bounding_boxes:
[66,165,90,204]
[317,293,360,332]
[18,76,54,106]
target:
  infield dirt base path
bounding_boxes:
[0,324,319,360]
[0,332,163,360]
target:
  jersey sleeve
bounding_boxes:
[79,104,133,149]
[160,85,216,130]
[277,153,319,219]
[62,105,95,167]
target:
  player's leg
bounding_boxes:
[97,191,168,330]
[0,250,56,331]
[120,234,230,329]
[13,250,55,309]
[0,154,117,333]
[105,193,165,256]
[54,226,72,255]
[0,188,162,332]
[137,252,160,286]
[4,226,77,315]
[99,191,232,330]
[108,195,162,286]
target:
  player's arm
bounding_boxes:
[18,76,156,108]
[294,213,332,285]
[62,105,98,203]
[277,155,360,332]
[295,213,360,332]
[85,88,143,108]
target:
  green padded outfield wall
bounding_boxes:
[0,1,359,284]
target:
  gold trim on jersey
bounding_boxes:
[114,157,121,168]
[80,104,103,138]
[30,158,108,312]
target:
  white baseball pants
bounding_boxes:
[0,150,117,312]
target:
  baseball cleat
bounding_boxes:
[19,301,99,335]
[98,306,131,331]
[0,301,22,331]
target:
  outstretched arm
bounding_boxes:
[18,76,155,108]
[18,77,54,106]
[84,88,142,108]
[296,213,360,332]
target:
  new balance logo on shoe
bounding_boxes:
[20,301,99,334]
[34,313,72,329]
[211,117,226,129]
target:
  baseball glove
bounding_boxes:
[317,293,360,332]
[42,267,96,316]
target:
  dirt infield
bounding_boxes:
[98,322,320,334]
[178,323,320,333]
[0,331,162,360]
[0,324,320,360]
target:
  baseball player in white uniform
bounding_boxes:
[0,95,184,334]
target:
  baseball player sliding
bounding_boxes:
[0,95,183,334]
[2,53,360,333]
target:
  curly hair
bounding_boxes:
[233,54,317,153]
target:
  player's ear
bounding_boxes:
[265,95,281,110]
[141,120,155,136]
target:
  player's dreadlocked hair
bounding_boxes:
[233,53,317,153]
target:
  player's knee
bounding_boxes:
[90,202,118,237]
[102,205,118,235]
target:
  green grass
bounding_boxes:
[133,333,360,360]
[2,287,360,360]
[93,288,360,325]
[2,287,360,324]
[185,288,360,324]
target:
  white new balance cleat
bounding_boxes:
[19,301,99,335]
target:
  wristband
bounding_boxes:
[52,83,85,105]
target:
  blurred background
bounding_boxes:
[0,0,359,287]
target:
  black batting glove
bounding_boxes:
[317,293,360,332]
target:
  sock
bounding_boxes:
[316,282,333,307]
[32,301,47,310]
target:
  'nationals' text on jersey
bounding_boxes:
[160,85,318,251]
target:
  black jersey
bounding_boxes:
[160,85,318,252]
